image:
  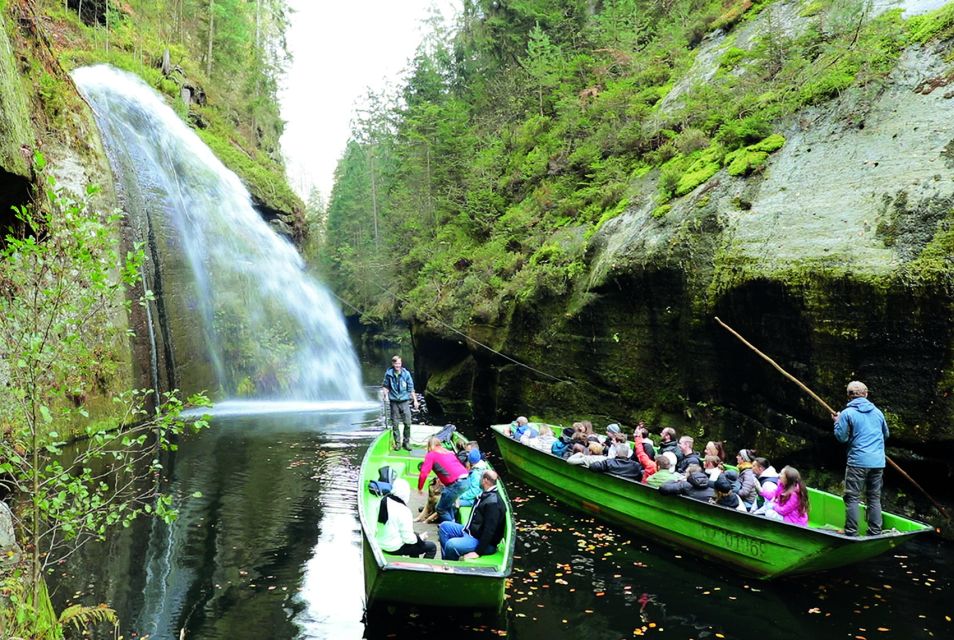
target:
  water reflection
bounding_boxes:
[50,409,379,640]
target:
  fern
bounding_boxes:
[58,603,118,632]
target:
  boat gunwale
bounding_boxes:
[357,428,516,581]
[489,424,933,545]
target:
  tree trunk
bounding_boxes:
[369,145,379,248]
[206,0,215,78]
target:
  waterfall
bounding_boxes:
[73,65,366,402]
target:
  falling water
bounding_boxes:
[73,65,365,401]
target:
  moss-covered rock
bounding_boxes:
[0,12,35,219]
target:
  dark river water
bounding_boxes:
[50,360,954,639]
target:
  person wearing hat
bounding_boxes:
[833,380,889,536]
[735,449,759,510]
[605,424,632,459]
[711,474,742,509]
[457,448,489,507]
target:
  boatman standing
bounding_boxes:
[833,380,889,536]
[382,355,418,451]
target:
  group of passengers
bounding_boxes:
[377,436,507,562]
[509,418,809,527]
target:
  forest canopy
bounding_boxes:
[321,0,947,328]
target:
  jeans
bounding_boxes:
[438,522,479,561]
[844,465,884,536]
[436,477,468,523]
[389,400,412,448]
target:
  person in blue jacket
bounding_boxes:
[833,380,889,536]
[382,355,418,451]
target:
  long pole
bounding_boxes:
[714,316,950,523]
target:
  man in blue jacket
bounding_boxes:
[833,381,889,536]
[382,355,418,451]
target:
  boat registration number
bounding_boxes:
[703,528,765,558]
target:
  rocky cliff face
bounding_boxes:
[415,27,954,500]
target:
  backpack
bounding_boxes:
[368,465,397,496]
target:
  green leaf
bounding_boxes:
[191,491,203,498]
[39,405,53,424]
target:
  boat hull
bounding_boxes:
[361,533,507,608]
[492,425,931,579]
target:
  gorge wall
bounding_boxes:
[407,6,954,518]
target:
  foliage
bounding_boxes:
[723,133,786,176]
[0,156,211,636]
[907,2,954,43]
[36,0,301,216]
[321,0,926,330]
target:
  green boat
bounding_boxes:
[358,425,515,609]
[491,424,933,579]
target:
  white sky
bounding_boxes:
[279,0,458,203]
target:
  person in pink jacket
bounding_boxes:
[418,437,470,523]
[759,465,809,526]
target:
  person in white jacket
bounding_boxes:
[376,477,436,558]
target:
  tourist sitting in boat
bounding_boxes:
[510,416,536,440]
[551,427,576,458]
[457,440,481,465]
[675,436,702,474]
[646,454,681,487]
[710,474,743,510]
[458,449,489,507]
[377,477,437,559]
[566,442,607,467]
[606,429,632,459]
[735,449,759,510]
[418,437,471,523]
[635,422,656,459]
[703,454,724,483]
[752,457,780,507]
[658,427,681,465]
[605,423,624,449]
[523,424,557,452]
[438,470,506,561]
[659,463,714,501]
[587,449,643,480]
[704,440,727,462]
[631,431,657,481]
[756,466,809,526]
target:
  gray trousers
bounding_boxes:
[844,465,884,536]
[389,399,412,447]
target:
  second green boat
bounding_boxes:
[491,424,932,579]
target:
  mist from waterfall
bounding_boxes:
[73,65,366,402]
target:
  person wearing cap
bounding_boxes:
[458,449,489,507]
[605,424,631,459]
[710,474,742,509]
[735,449,759,510]
[833,380,889,536]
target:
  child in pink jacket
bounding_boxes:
[759,465,809,526]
